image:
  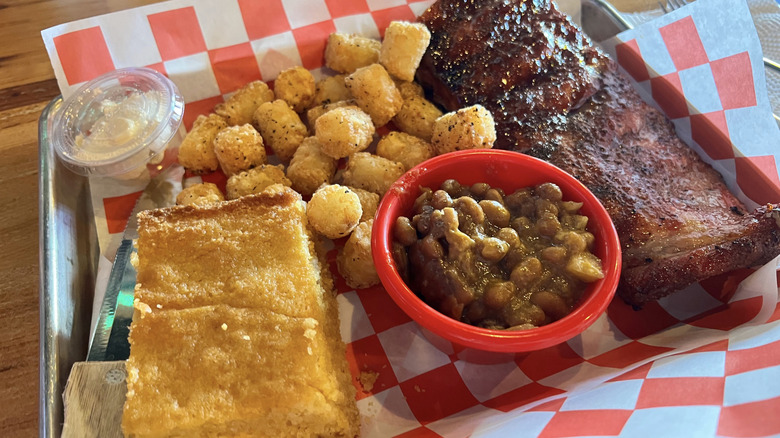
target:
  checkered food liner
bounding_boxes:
[41,0,780,436]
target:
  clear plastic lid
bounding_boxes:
[50,67,184,177]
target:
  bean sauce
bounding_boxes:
[392,179,604,330]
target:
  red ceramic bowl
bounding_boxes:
[372,149,622,353]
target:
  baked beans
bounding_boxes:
[392,179,604,330]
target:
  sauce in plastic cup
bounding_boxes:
[50,67,185,179]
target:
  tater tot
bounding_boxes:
[344,64,404,126]
[213,124,267,176]
[253,99,308,162]
[314,107,375,159]
[274,66,316,113]
[345,64,403,127]
[392,95,443,142]
[307,184,363,239]
[310,75,352,108]
[214,80,275,126]
[286,137,338,196]
[175,182,225,207]
[306,100,358,129]
[393,79,424,99]
[324,33,381,74]
[379,21,431,82]
[376,131,433,171]
[225,164,291,200]
[337,219,380,289]
[431,104,497,155]
[347,186,380,222]
[177,114,227,173]
[340,152,405,196]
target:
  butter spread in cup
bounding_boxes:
[50,67,184,178]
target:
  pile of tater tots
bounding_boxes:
[175,21,497,289]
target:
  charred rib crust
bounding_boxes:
[419,0,780,307]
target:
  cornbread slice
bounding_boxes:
[124,305,356,437]
[134,186,324,316]
[123,186,359,438]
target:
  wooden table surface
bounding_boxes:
[0,0,651,436]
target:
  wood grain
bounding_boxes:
[0,1,648,437]
[0,0,160,91]
[0,80,60,112]
[62,362,127,438]
[0,100,49,438]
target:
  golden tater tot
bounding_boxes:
[325,33,381,74]
[177,114,227,173]
[175,182,225,207]
[337,219,380,289]
[345,64,403,126]
[225,164,291,200]
[431,104,497,155]
[340,152,405,196]
[253,99,308,162]
[191,113,217,130]
[213,124,267,176]
[347,186,379,222]
[286,137,338,196]
[393,79,424,99]
[314,107,375,159]
[307,184,363,239]
[375,131,433,171]
[214,80,275,126]
[274,66,316,113]
[392,95,443,142]
[310,75,352,108]
[379,21,431,82]
[306,100,358,129]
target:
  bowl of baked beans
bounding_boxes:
[372,149,621,353]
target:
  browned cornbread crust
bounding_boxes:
[132,187,324,316]
[123,186,359,438]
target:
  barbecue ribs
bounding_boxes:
[418,0,780,307]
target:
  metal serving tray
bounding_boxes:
[39,96,100,438]
[34,6,623,437]
[30,2,712,436]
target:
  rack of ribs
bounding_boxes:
[417,0,780,307]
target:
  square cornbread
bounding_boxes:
[122,186,359,437]
[132,186,326,317]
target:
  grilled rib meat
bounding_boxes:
[418,0,780,307]
[418,0,610,150]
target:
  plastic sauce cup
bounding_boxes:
[49,67,185,179]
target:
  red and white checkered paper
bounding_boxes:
[42,0,780,436]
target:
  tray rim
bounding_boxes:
[39,95,99,438]
[36,3,780,436]
[39,95,60,438]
